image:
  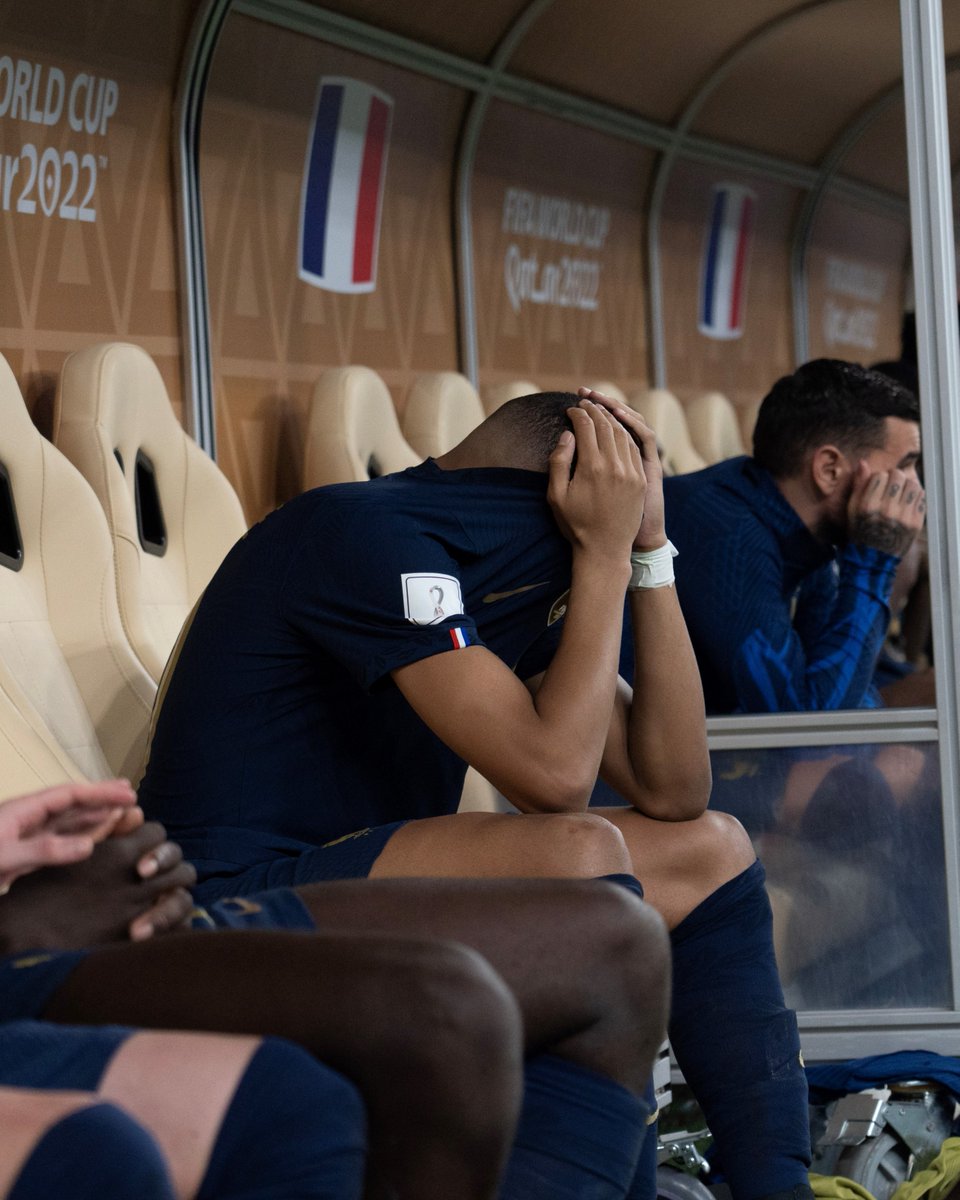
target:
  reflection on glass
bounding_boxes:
[709,742,949,1011]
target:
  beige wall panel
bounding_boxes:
[203,16,464,521]
[472,100,652,396]
[0,0,192,429]
[660,161,797,414]
[805,196,908,367]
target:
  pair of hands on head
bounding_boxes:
[0,780,196,952]
[548,387,666,560]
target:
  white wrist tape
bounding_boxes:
[628,540,678,590]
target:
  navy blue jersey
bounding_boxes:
[659,456,897,713]
[139,460,571,878]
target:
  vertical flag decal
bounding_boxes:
[698,183,756,340]
[299,77,394,293]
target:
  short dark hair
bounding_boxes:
[752,359,920,478]
[488,391,578,464]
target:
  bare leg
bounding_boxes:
[292,876,670,1096]
[43,929,524,1200]
[369,810,634,878]
[596,807,757,929]
[97,1032,262,1200]
[366,804,754,932]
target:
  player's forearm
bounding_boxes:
[522,550,631,809]
[623,586,711,819]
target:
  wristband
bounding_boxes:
[628,540,677,590]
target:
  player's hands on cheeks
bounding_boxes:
[579,388,666,550]
[0,817,197,953]
[847,460,926,559]
[547,394,646,566]
[0,779,137,893]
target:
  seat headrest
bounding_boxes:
[482,380,540,414]
[632,388,706,475]
[685,390,746,464]
[402,372,485,458]
[304,365,420,486]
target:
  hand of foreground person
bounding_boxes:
[0,779,137,893]
[0,816,196,953]
[548,395,647,565]
[579,388,666,551]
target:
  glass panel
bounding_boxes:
[709,741,950,1012]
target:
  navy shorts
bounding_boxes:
[193,821,408,905]
[0,1018,133,1090]
[192,885,316,931]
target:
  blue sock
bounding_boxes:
[600,872,645,901]
[197,1037,366,1200]
[624,1082,658,1200]
[624,1084,662,1200]
[498,1054,649,1199]
[667,860,811,1200]
[9,1103,175,1200]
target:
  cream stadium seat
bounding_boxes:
[482,380,539,415]
[632,388,706,476]
[584,380,629,406]
[685,390,746,464]
[52,342,247,685]
[0,354,155,786]
[401,372,486,459]
[0,672,86,801]
[739,399,762,452]
[304,365,420,487]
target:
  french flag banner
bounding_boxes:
[698,183,756,340]
[299,77,394,293]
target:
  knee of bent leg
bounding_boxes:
[534,812,632,876]
[19,1103,175,1200]
[693,809,755,873]
[393,941,523,1083]
[588,883,671,1027]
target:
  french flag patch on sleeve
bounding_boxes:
[449,627,472,649]
[299,77,394,293]
[699,182,756,340]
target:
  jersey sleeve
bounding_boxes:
[729,542,896,712]
[282,507,485,690]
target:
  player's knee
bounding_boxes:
[534,812,632,876]
[694,809,755,871]
[588,883,671,1034]
[11,1103,175,1200]
[386,941,524,1134]
[399,940,522,1072]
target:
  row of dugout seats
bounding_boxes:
[0,343,503,812]
[302,368,755,497]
